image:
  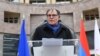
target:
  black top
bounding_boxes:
[32,23,73,40]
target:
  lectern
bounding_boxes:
[29,39,78,56]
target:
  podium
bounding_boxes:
[29,39,79,56]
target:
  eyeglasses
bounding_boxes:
[47,14,58,17]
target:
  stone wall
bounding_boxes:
[0,0,100,34]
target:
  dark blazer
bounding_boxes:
[32,23,73,40]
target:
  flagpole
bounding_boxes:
[23,14,25,20]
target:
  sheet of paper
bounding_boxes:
[42,38,63,46]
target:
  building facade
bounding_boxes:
[0,0,100,56]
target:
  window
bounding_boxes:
[3,34,19,56]
[56,0,72,3]
[7,0,19,2]
[30,0,46,4]
[83,8,99,21]
[14,17,18,23]
[4,11,20,23]
[4,17,19,23]
[9,18,13,23]
[86,31,94,49]
[4,18,8,22]
[7,0,14,2]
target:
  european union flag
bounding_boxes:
[18,19,30,56]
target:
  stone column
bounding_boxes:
[72,0,77,2]
[0,11,4,32]
[46,0,56,4]
[51,0,56,4]
[73,10,83,32]
[98,7,100,19]
[0,34,4,56]
[25,0,29,4]
[97,7,100,27]
[19,0,24,3]
[46,0,51,4]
